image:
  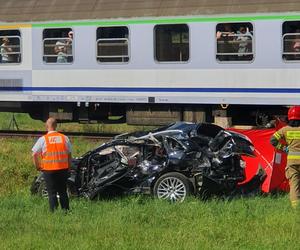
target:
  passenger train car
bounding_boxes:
[1,0,300,126]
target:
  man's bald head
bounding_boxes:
[46,117,57,131]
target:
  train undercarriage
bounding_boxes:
[0,101,288,128]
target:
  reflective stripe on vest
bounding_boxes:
[273,132,281,140]
[42,158,69,164]
[276,143,284,150]
[287,151,300,160]
[41,132,69,171]
[291,200,299,209]
[43,151,69,157]
[286,131,300,140]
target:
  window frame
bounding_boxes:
[42,27,74,65]
[0,29,22,65]
[96,26,130,64]
[215,22,255,64]
[153,23,191,64]
[282,20,300,63]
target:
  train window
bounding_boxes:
[0,30,21,64]
[154,24,189,62]
[43,28,73,64]
[282,21,300,61]
[96,26,129,63]
[216,23,254,62]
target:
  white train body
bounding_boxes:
[1,13,300,124]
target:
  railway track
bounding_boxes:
[0,130,117,140]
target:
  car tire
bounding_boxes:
[153,172,192,202]
[30,176,42,195]
[33,176,73,199]
[37,179,49,198]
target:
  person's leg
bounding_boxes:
[56,170,70,211]
[43,171,58,212]
[286,164,300,209]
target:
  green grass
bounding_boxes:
[0,138,299,250]
[0,193,299,250]
[0,112,156,133]
[0,137,99,195]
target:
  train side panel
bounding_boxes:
[1,15,300,124]
[0,25,32,102]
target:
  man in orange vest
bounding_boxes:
[32,117,72,212]
[270,106,300,209]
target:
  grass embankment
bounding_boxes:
[0,122,299,249]
[0,138,99,195]
[0,112,155,133]
[1,194,299,250]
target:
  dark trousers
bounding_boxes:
[43,169,70,212]
[285,164,300,208]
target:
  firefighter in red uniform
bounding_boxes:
[270,106,300,209]
[32,118,72,212]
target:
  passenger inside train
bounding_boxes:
[0,30,21,64]
[216,23,253,62]
[283,21,300,61]
[43,28,73,64]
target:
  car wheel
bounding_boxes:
[36,178,73,199]
[37,179,49,198]
[30,175,48,197]
[153,172,192,202]
[30,176,41,195]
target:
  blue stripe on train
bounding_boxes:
[1,86,300,93]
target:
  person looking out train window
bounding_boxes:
[236,26,252,59]
[66,31,73,62]
[54,39,68,63]
[291,28,300,60]
[54,30,73,63]
[216,23,235,40]
[43,28,73,64]
[282,21,300,61]
[216,23,253,62]
[0,37,13,63]
[216,24,236,61]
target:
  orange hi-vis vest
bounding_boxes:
[41,132,69,171]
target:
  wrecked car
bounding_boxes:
[31,122,262,202]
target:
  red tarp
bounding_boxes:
[230,124,289,193]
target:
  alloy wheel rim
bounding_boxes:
[41,187,48,198]
[157,177,187,202]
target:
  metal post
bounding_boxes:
[8,113,19,130]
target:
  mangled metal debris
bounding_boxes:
[31,122,265,202]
